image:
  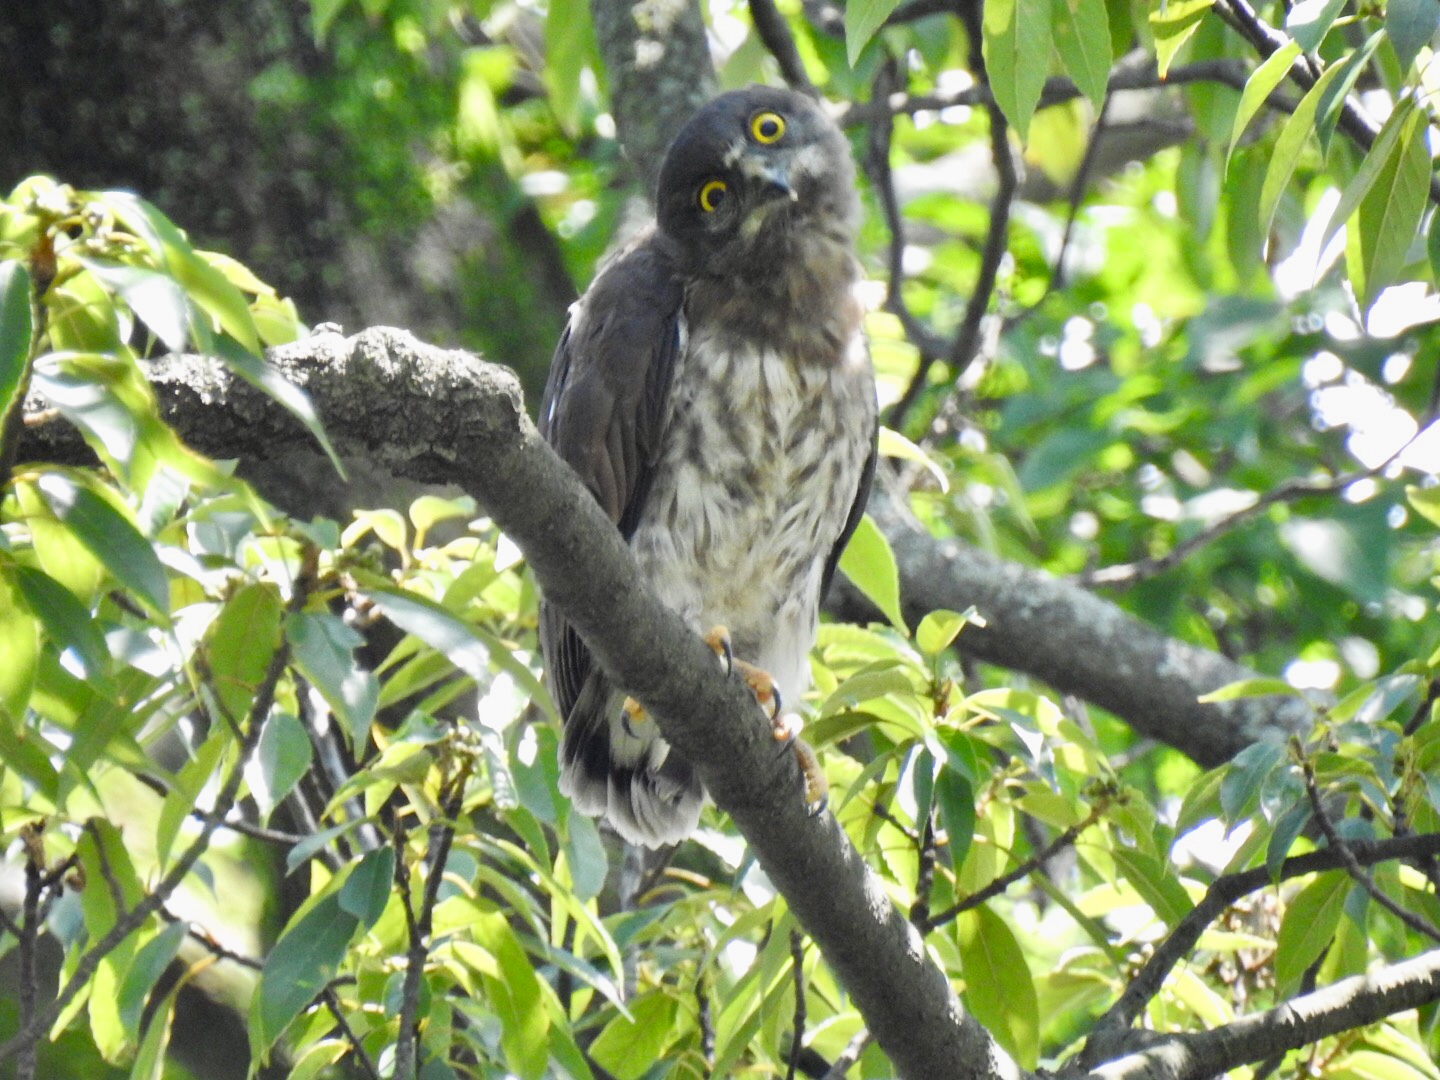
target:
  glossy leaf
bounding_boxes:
[250,893,359,1056]
[286,610,379,747]
[10,564,107,677]
[1150,0,1215,78]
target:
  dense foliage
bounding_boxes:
[3,0,1440,1077]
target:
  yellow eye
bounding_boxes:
[697,178,728,213]
[750,111,785,144]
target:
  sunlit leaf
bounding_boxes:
[957,904,1039,1068]
[0,570,39,725]
[1150,0,1215,78]
[1258,60,1348,242]
[1286,0,1345,50]
[10,564,107,677]
[34,472,169,616]
[588,991,677,1080]
[1349,103,1431,309]
[1227,43,1300,168]
[983,0,1053,140]
[0,259,32,435]
[836,513,907,633]
[117,919,188,1043]
[1051,0,1113,107]
[1276,870,1348,989]
[286,611,379,747]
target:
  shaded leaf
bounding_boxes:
[118,919,188,1042]
[1387,0,1440,71]
[1259,60,1348,242]
[250,894,359,1055]
[338,847,395,930]
[286,610,378,747]
[845,0,904,65]
[10,564,108,677]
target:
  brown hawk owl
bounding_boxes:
[538,86,877,846]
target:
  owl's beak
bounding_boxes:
[741,159,797,206]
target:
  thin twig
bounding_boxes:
[1081,413,1438,589]
[910,814,938,930]
[924,810,1100,931]
[1303,759,1440,944]
[1080,831,1440,1063]
[786,929,807,1080]
[393,777,467,1079]
[0,549,316,1066]
[697,977,715,1065]
[821,1028,873,1079]
[748,0,816,97]
[17,826,43,1080]
[1048,91,1113,296]
[323,985,383,1080]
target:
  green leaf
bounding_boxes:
[935,766,975,873]
[118,919,188,1042]
[1149,0,1216,78]
[1388,0,1440,72]
[916,607,979,655]
[845,0,904,65]
[1219,740,1287,822]
[562,812,608,902]
[588,992,678,1080]
[836,513,907,633]
[471,911,551,1080]
[1110,848,1194,927]
[338,847,395,930]
[286,611,378,748]
[957,904,1040,1068]
[309,0,349,42]
[408,493,477,540]
[1198,677,1299,703]
[1258,59,1348,242]
[78,259,191,353]
[1227,43,1301,168]
[983,0,1053,140]
[1275,870,1348,989]
[1350,103,1431,309]
[10,564,108,677]
[212,334,345,478]
[545,0,596,131]
[206,582,283,727]
[35,473,170,615]
[1051,0,1113,107]
[251,894,359,1056]
[0,259,33,434]
[878,426,949,492]
[251,710,312,822]
[106,194,261,353]
[1265,798,1312,880]
[1285,0,1345,51]
[1407,484,1440,528]
[1312,32,1381,156]
[0,570,39,726]
[1319,98,1419,257]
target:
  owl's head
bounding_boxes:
[655,86,858,272]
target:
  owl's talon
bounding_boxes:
[772,711,803,755]
[621,696,650,738]
[793,738,828,813]
[704,626,735,675]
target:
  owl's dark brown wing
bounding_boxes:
[537,232,685,725]
[820,419,878,602]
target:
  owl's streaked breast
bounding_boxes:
[630,322,875,707]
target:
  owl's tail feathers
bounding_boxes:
[559,694,703,848]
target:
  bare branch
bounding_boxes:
[1079,831,1440,1066]
[786,929,807,1080]
[748,0,816,97]
[1078,947,1440,1080]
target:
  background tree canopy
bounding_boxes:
[3,0,1440,1078]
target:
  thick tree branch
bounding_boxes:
[1077,947,1440,1080]
[18,329,1017,1079]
